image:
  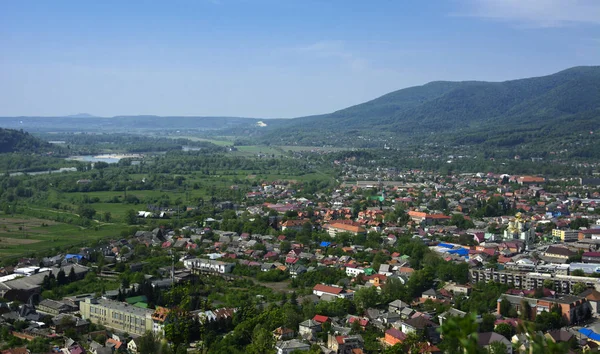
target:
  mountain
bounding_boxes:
[66,113,97,118]
[0,116,260,133]
[260,66,600,149]
[0,128,54,153]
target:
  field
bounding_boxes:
[0,215,124,258]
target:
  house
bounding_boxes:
[281,219,309,232]
[438,308,466,327]
[327,334,364,354]
[289,265,307,278]
[275,339,310,354]
[388,299,410,314]
[400,316,438,335]
[313,284,354,300]
[581,288,600,314]
[545,330,574,344]
[478,332,512,354]
[299,319,321,339]
[384,328,406,346]
[444,283,472,296]
[327,222,366,237]
[544,246,575,259]
[583,252,600,263]
[421,288,441,300]
[273,327,295,341]
[127,337,142,354]
[313,315,330,324]
[37,299,77,315]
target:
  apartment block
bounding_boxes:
[552,229,579,242]
[183,258,235,274]
[80,298,153,336]
[470,268,600,294]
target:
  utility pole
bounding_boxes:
[170,249,175,288]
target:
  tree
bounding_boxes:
[480,313,496,333]
[438,313,479,354]
[354,286,380,312]
[26,337,50,353]
[164,308,192,352]
[499,297,511,317]
[543,279,555,291]
[520,300,532,321]
[57,268,67,285]
[77,204,96,219]
[138,330,160,354]
[247,324,275,354]
[488,341,508,354]
[125,209,137,225]
[571,269,585,276]
[572,282,588,295]
[494,323,515,340]
[68,267,77,283]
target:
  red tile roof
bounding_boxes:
[313,315,330,323]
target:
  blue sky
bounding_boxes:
[1,0,599,118]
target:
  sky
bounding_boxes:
[1,0,599,118]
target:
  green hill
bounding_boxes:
[261,66,600,150]
[0,128,54,153]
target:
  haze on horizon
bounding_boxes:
[1,0,599,118]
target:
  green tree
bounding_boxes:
[487,341,507,354]
[247,324,275,354]
[138,331,160,354]
[77,204,96,219]
[570,269,585,276]
[125,209,137,225]
[164,308,192,352]
[438,313,479,354]
[480,313,496,333]
[494,323,515,340]
[498,297,511,317]
[354,286,380,312]
[57,268,67,285]
[572,282,588,295]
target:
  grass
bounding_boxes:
[276,145,349,152]
[0,214,124,258]
[169,136,234,146]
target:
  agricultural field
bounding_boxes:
[0,215,123,259]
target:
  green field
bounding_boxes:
[0,214,124,258]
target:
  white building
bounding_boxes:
[183,258,235,274]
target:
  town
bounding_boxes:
[1,164,600,354]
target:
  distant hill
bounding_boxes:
[0,128,53,153]
[260,66,600,149]
[66,113,97,118]
[0,116,261,132]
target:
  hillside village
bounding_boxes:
[2,168,600,353]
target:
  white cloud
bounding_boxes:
[454,0,600,27]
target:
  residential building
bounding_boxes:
[80,298,154,336]
[327,222,366,237]
[37,299,77,315]
[583,252,600,263]
[384,328,406,346]
[544,246,576,259]
[184,258,235,274]
[469,268,600,294]
[275,339,310,354]
[478,332,513,354]
[313,284,354,300]
[552,229,579,242]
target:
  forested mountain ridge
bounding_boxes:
[259,66,600,148]
[0,128,55,153]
